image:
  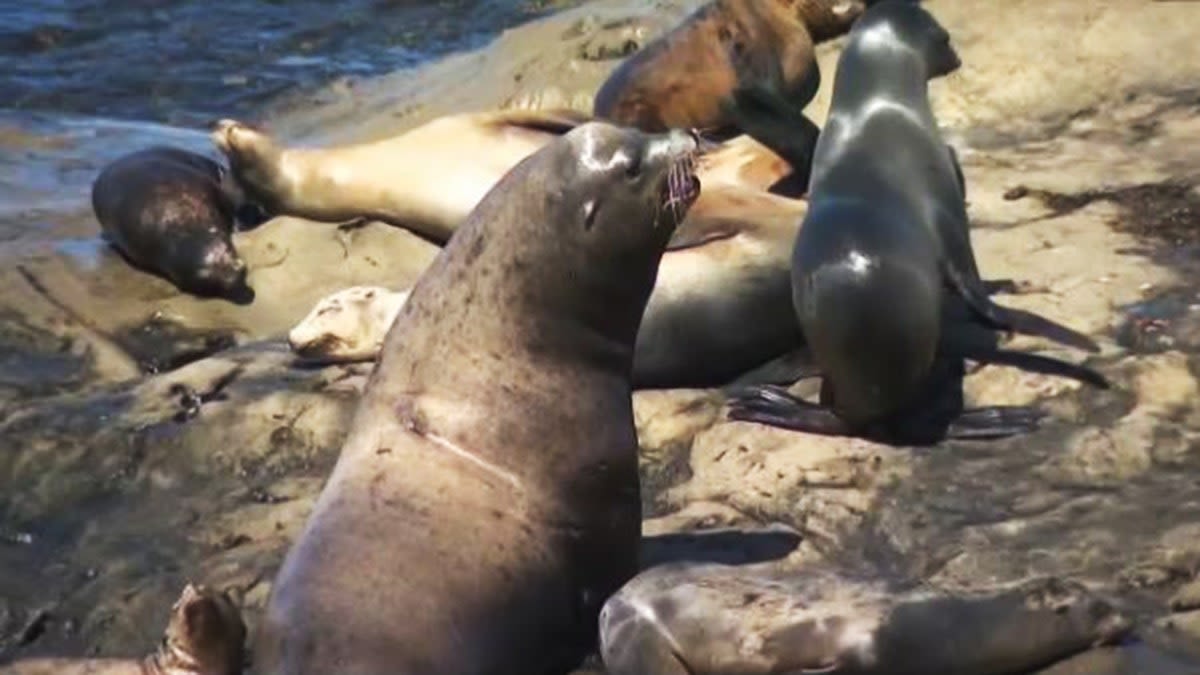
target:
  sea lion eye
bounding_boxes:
[625,153,642,179]
[582,199,598,230]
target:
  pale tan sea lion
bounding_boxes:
[210,110,798,244]
[593,0,865,137]
[600,563,1131,675]
[287,285,410,363]
[211,110,590,244]
[253,123,701,673]
[0,584,246,675]
[288,185,807,389]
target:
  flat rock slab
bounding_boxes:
[3,0,1200,671]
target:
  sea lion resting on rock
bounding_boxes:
[728,0,1108,443]
[288,184,807,389]
[211,110,798,243]
[0,584,246,675]
[253,122,701,673]
[91,146,253,302]
[600,563,1131,675]
[593,0,863,142]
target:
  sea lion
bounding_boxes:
[288,285,410,364]
[91,146,252,302]
[593,0,864,141]
[211,110,796,243]
[253,122,701,673]
[726,0,1108,443]
[0,584,246,675]
[288,184,808,388]
[599,563,1131,675]
[211,110,590,244]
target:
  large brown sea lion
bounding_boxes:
[253,122,701,673]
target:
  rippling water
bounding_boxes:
[0,0,564,127]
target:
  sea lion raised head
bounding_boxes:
[851,0,960,79]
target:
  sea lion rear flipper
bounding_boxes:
[943,259,1100,353]
[943,405,1047,440]
[942,324,1109,389]
[720,85,820,187]
[946,143,967,200]
[725,385,852,437]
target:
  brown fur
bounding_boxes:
[593,0,865,133]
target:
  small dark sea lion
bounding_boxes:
[91,146,253,302]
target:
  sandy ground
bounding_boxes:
[3,0,1200,671]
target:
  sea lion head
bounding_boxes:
[478,121,702,342]
[159,583,247,675]
[178,228,251,301]
[288,286,409,363]
[852,0,961,80]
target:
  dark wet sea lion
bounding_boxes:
[252,122,701,674]
[593,0,864,141]
[0,584,246,675]
[91,146,252,302]
[599,563,1131,675]
[727,0,1108,443]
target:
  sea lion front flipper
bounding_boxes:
[720,85,821,186]
[726,385,852,436]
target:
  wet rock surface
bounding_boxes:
[3,0,1200,671]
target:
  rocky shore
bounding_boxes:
[3,0,1200,670]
